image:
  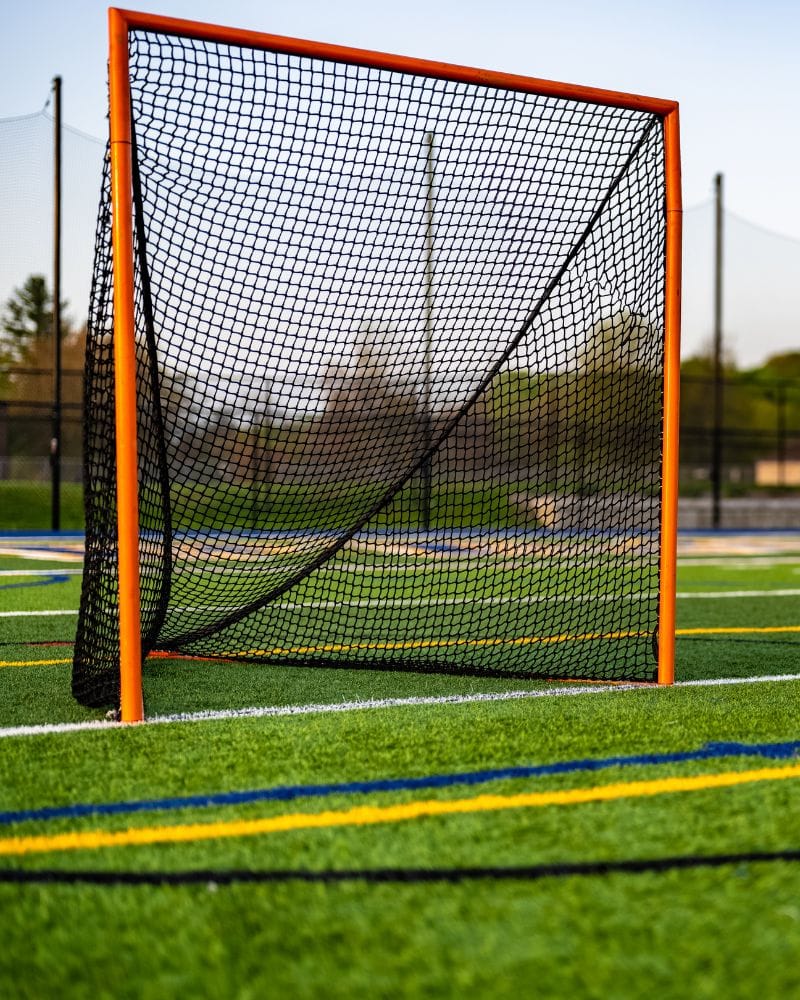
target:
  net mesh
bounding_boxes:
[73,28,666,708]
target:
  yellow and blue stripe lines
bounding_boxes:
[2,739,799,828]
[1,740,799,858]
[2,763,800,857]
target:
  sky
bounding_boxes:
[1,0,799,366]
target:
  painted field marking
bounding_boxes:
[219,623,800,658]
[171,588,800,613]
[3,587,800,623]
[0,609,78,618]
[1,673,799,740]
[218,630,651,658]
[169,593,660,612]
[2,763,799,858]
[5,622,800,671]
[0,658,72,668]
[679,626,800,636]
[677,589,800,599]
[0,569,82,577]
[680,557,800,568]
[0,547,83,563]
[4,739,797,828]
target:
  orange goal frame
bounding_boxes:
[107,6,682,722]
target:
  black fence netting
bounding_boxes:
[73,29,667,707]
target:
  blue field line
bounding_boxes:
[2,740,799,828]
[0,532,84,539]
[0,573,71,591]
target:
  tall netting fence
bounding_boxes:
[682,203,800,367]
[0,108,103,527]
[680,203,800,528]
[73,29,667,707]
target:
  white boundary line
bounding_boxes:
[4,588,800,621]
[677,588,800,599]
[1,672,798,739]
[0,609,79,618]
[0,547,83,563]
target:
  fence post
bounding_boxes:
[711,172,724,528]
[50,75,63,531]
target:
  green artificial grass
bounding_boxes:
[0,482,84,531]
[1,537,799,997]
[3,864,798,1000]
[1,687,799,998]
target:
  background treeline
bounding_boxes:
[680,351,800,471]
[2,273,799,503]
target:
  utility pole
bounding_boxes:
[51,75,63,531]
[711,172,724,529]
[421,132,434,532]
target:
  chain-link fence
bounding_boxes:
[2,96,800,531]
[4,362,800,530]
[681,372,800,528]
[0,364,84,529]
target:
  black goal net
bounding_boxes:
[73,26,667,708]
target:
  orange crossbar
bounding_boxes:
[106,8,681,717]
[111,8,677,117]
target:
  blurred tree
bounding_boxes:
[566,311,662,488]
[678,350,800,469]
[1,323,86,472]
[0,274,72,361]
[313,322,426,482]
[6,322,86,399]
[757,351,800,380]
[158,362,274,487]
[477,368,543,476]
[754,353,800,433]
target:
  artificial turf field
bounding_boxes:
[0,531,798,998]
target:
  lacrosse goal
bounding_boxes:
[73,8,682,720]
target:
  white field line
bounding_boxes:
[168,593,660,613]
[1,672,798,739]
[282,588,800,606]
[0,609,79,618]
[677,588,800,599]
[4,588,800,621]
[0,547,83,563]
[680,557,800,568]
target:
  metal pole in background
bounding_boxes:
[421,132,434,532]
[51,75,62,531]
[711,172,724,529]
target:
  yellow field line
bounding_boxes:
[220,625,800,658]
[2,764,799,858]
[220,630,650,657]
[0,658,72,668]
[2,624,800,669]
